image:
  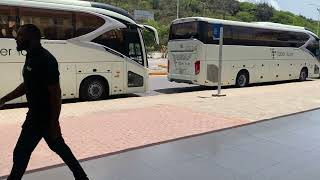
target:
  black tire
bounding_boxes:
[299,68,308,81]
[236,71,249,88]
[80,77,108,101]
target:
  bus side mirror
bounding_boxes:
[142,25,160,45]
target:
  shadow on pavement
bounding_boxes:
[0,94,141,110]
[155,86,214,94]
[154,79,314,95]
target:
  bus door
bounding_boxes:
[124,28,147,93]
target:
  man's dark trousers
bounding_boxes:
[7,124,88,180]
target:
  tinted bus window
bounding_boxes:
[55,11,73,40]
[169,22,199,40]
[124,28,144,65]
[19,8,73,40]
[307,38,320,60]
[232,26,255,46]
[205,23,310,48]
[19,8,105,40]
[93,29,126,55]
[20,8,56,39]
[294,32,310,47]
[253,28,277,46]
[93,28,144,65]
[0,6,18,38]
[75,12,105,37]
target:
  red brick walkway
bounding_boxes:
[0,105,249,177]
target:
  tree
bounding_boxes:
[237,11,256,22]
[255,3,274,21]
[239,2,256,12]
[271,11,296,25]
[153,0,160,9]
[143,20,169,51]
[90,0,318,48]
[207,0,240,19]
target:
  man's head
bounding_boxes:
[16,24,41,51]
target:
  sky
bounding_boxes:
[238,0,320,20]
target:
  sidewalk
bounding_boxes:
[1,79,320,178]
[19,109,320,180]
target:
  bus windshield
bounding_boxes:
[169,21,199,40]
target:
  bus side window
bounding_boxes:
[128,43,143,65]
[306,38,320,60]
[75,12,105,37]
[129,43,135,56]
[129,43,141,56]
[92,29,126,55]
[20,8,56,39]
[55,12,73,40]
[0,6,18,39]
[19,7,74,40]
[18,7,105,40]
[124,28,144,66]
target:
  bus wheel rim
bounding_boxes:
[238,75,246,86]
[88,83,103,98]
[301,71,307,80]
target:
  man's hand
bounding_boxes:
[0,83,26,108]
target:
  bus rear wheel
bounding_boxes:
[299,68,308,81]
[80,77,108,101]
[236,71,249,88]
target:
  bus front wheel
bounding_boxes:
[80,77,109,101]
[236,71,249,88]
[299,68,308,81]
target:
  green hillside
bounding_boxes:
[92,0,319,50]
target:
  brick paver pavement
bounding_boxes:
[0,105,248,177]
[1,79,320,177]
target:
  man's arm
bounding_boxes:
[47,82,62,139]
[0,83,26,106]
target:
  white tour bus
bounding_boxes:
[167,17,320,87]
[0,0,159,104]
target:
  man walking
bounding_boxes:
[0,24,89,180]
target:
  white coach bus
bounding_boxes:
[167,17,320,87]
[0,0,159,103]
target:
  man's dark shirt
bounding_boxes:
[22,46,60,130]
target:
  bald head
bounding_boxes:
[16,24,42,51]
[19,24,41,41]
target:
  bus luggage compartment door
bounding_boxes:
[126,60,147,94]
[60,63,76,99]
[111,62,124,95]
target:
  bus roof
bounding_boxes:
[25,0,135,21]
[0,0,137,25]
[173,17,319,38]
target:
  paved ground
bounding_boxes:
[1,79,320,178]
[137,76,203,96]
[148,58,167,75]
[9,108,320,180]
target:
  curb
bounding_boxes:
[149,72,168,76]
